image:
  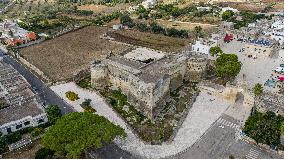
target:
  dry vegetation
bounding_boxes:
[78,4,130,14]
[157,19,218,32]
[20,26,131,82]
[108,29,191,53]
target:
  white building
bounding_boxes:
[141,0,157,9]
[197,7,211,12]
[192,40,217,55]
[220,7,239,15]
[271,19,284,30]
[264,30,284,46]
[0,61,48,136]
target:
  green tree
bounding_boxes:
[209,46,223,56]
[222,10,234,21]
[193,26,202,38]
[253,83,263,96]
[120,14,134,28]
[150,22,165,34]
[31,127,44,137]
[42,112,126,159]
[0,137,6,154]
[229,155,235,159]
[45,105,62,124]
[243,111,284,146]
[281,121,284,133]
[215,54,241,80]
[35,147,55,159]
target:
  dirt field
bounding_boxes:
[157,19,218,32]
[20,26,131,82]
[108,29,191,53]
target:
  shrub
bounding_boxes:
[0,137,6,154]
[31,127,44,137]
[35,147,55,159]
[65,91,79,101]
[84,106,96,113]
[5,131,21,144]
[80,99,92,109]
[45,105,62,124]
[253,83,263,96]
[76,76,91,89]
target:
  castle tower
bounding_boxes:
[90,60,109,89]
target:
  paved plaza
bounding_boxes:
[221,40,279,90]
[50,82,230,159]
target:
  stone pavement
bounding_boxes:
[50,82,230,159]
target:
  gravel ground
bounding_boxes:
[50,82,230,159]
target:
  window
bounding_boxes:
[6,127,12,134]
[16,124,22,129]
[24,121,30,126]
[38,119,44,124]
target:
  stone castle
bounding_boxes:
[91,47,208,120]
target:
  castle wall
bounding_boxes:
[186,57,207,82]
[168,62,187,91]
[255,92,284,116]
[106,61,170,119]
[91,63,109,89]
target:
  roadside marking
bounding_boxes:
[245,148,260,159]
[217,117,240,131]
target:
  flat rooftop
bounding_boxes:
[0,61,44,126]
[123,47,165,63]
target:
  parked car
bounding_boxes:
[275,67,284,74]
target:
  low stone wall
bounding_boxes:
[73,69,90,84]
[17,54,50,82]
[255,91,284,116]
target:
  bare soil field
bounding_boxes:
[20,26,131,82]
[108,29,191,53]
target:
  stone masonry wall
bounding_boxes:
[255,92,284,115]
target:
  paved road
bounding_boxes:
[171,114,283,159]
[0,52,74,114]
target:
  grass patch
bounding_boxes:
[76,75,91,89]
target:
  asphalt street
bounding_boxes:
[171,114,283,159]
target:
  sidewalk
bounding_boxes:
[50,82,230,159]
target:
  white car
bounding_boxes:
[275,67,284,74]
